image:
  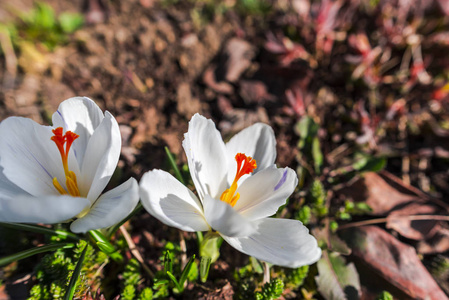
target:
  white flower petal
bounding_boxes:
[52,97,104,168]
[70,178,139,233]
[223,218,321,268]
[225,123,276,184]
[140,169,209,232]
[0,194,90,224]
[182,114,228,200]
[203,195,257,237]
[234,167,298,220]
[0,117,67,196]
[0,165,28,199]
[79,112,121,203]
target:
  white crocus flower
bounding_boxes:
[140,114,321,268]
[0,97,139,233]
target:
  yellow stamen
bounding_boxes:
[53,177,68,195]
[220,153,257,207]
[66,176,80,197]
[68,171,78,186]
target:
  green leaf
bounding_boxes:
[330,221,339,233]
[34,2,56,30]
[298,116,319,137]
[352,156,386,173]
[89,230,123,262]
[315,250,361,300]
[0,243,74,267]
[286,265,309,289]
[199,232,221,263]
[0,222,79,241]
[255,278,284,300]
[163,250,173,274]
[138,287,154,300]
[376,291,393,300]
[338,212,352,221]
[58,13,84,33]
[96,242,116,254]
[312,137,323,174]
[250,256,264,274]
[122,285,136,300]
[166,271,183,293]
[296,205,311,225]
[165,146,185,184]
[64,244,88,300]
[178,255,196,288]
[355,202,372,213]
[199,256,211,283]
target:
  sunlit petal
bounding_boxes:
[0,117,65,196]
[70,178,139,233]
[182,114,228,200]
[223,218,321,268]
[79,112,121,203]
[225,123,276,184]
[0,194,90,224]
[140,169,209,232]
[52,97,104,168]
[235,167,298,220]
[203,195,257,237]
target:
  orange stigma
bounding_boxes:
[51,127,80,197]
[220,153,257,207]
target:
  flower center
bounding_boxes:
[220,153,257,207]
[51,127,80,197]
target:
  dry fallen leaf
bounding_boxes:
[386,202,439,240]
[239,80,276,104]
[315,250,361,300]
[339,172,449,253]
[223,38,255,83]
[203,65,234,94]
[341,226,448,300]
[339,172,420,215]
[177,82,202,119]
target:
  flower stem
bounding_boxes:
[199,231,222,282]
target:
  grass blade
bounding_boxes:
[178,254,196,288]
[64,244,88,300]
[165,146,185,184]
[0,243,74,266]
[166,271,183,292]
[0,222,79,241]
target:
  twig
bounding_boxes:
[402,155,410,186]
[337,214,449,231]
[0,26,17,90]
[179,231,187,269]
[418,157,430,192]
[119,225,155,278]
[326,143,350,165]
[262,262,270,284]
